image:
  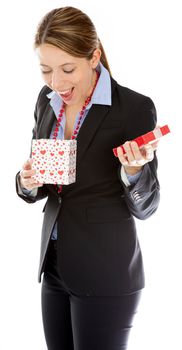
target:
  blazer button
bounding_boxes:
[58,196,62,204]
[133,191,141,201]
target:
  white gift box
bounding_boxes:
[31,139,77,185]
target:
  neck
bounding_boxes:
[86,69,97,98]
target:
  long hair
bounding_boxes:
[34,6,111,75]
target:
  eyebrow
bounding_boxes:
[40,63,75,67]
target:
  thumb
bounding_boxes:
[23,158,33,170]
[151,140,159,150]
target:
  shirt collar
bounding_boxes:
[46,62,111,113]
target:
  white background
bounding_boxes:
[0,0,181,349]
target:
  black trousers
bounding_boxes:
[41,239,142,350]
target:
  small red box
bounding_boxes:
[113,124,170,157]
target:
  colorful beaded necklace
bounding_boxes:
[53,70,100,193]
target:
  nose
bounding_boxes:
[51,71,63,91]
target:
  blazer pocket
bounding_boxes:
[86,202,131,223]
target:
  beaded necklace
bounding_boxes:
[54,70,99,193]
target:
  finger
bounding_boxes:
[24,183,44,190]
[130,141,145,165]
[21,168,36,179]
[23,179,43,188]
[117,146,129,166]
[151,140,159,151]
[23,158,33,171]
[140,144,154,162]
[30,183,44,188]
[145,145,154,162]
[22,176,38,186]
[123,141,136,165]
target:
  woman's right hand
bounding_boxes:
[20,158,43,191]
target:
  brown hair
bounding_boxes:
[34,6,111,75]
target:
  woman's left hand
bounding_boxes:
[117,141,158,175]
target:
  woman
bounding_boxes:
[16,6,160,350]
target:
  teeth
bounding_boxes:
[59,88,72,95]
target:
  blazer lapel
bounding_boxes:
[76,104,110,164]
[76,77,117,165]
[37,103,56,139]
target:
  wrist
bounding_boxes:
[123,165,143,176]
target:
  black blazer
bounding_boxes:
[16,77,160,296]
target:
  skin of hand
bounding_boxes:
[117,140,158,175]
[20,158,43,190]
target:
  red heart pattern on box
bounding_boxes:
[31,139,77,184]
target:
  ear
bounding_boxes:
[90,48,102,69]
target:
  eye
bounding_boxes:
[41,70,51,75]
[41,69,75,75]
[63,69,74,74]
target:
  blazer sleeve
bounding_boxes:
[15,86,50,204]
[120,96,160,220]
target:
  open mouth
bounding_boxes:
[59,87,75,100]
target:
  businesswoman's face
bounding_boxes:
[36,44,101,107]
